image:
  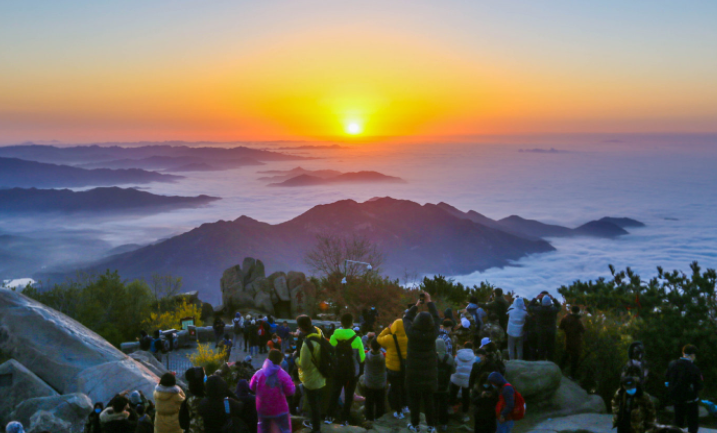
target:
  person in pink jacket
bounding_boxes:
[250,349,296,433]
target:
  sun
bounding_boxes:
[345,122,363,135]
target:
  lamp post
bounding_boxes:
[341,259,372,284]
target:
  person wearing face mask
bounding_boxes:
[85,402,105,433]
[666,344,703,433]
[267,333,282,351]
[471,373,499,433]
[611,376,656,433]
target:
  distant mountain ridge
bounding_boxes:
[269,171,406,187]
[0,144,306,165]
[0,157,180,188]
[77,155,265,172]
[0,187,219,214]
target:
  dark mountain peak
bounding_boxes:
[574,221,628,237]
[598,217,646,228]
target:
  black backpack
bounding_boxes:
[305,335,336,378]
[437,354,452,391]
[335,335,358,376]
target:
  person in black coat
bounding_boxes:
[471,373,499,433]
[479,288,509,333]
[198,376,247,433]
[528,294,561,361]
[100,396,137,433]
[666,344,704,433]
[403,292,441,432]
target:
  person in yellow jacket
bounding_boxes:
[297,315,326,433]
[153,373,186,433]
[377,318,410,419]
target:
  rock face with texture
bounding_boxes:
[0,359,59,425]
[505,360,562,400]
[544,377,606,416]
[11,393,93,433]
[0,290,160,403]
[27,411,73,433]
[220,258,317,317]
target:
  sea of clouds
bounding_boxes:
[1,135,716,298]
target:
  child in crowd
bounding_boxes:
[363,338,387,422]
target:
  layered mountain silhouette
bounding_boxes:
[0,143,305,165]
[62,198,553,303]
[260,167,406,187]
[436,203,637,239]
[78,155,264,172]
[0,157,180,188]
[0,187,219,215]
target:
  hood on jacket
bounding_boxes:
[185,367,206,397]
[154,384,182,400]
[413,311,435,331]
[390,319,406,336]
[100,408,130,423]
[262,358,282,376]
[488,371,507,387]
[444,308,455,323]
[510,298,526,310]
[456,348,475,362]
[542,296,553,306]
[435,337,447,356]
[628,341,645,361]
[205,375,229,399]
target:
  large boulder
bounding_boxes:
[68,358,159,404]
[273,276,290,302]
[253,291,275,315]
[544,377,606,416]
[11,393,93,433]
[0,290,159,399]
[505,360,562,400]
[27,411,73,433]
[242,258,266,285]
[526,413,614,433]
[129,350,169,378]
[287,271,307,290]
[0,359,59,425]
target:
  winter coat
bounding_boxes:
[249,359,295,417]
[276,325,291,340]
[559,313,585,355]
[506,298,529,338]
[377,319,408,372]
[297,327,327,390]
[100,408,136,433]
[666,358,703,403]
[233,380,257,433]
[528,297,561,332]
[471,382,499,424]
[488,372,515,420]
[611,387,656,433]
[403,302,441,392]
[198,376,246,433]
[451,348,476,389]
[363,350,387,390]
[153,385,185,433]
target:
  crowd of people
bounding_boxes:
[5,289,705,433]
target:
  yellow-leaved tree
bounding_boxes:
[189,343,227,375]
[144,299,203,331]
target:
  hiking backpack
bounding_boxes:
[305,335,336,378]
[233,319,243,334]
[334,335,359,376]
[437,354,452,391]
[496,383,526,421]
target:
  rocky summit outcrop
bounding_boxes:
[0,359,59,426]
[221,258,317,317]
[0,289,161,419]
[10,393,93,433]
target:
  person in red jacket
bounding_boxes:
[266,334,282,351]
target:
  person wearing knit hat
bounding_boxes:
[612,375,656,433]
[6,422,25,433]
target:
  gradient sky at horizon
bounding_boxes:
[2,1,717,143]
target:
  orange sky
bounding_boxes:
[1,1,716,143]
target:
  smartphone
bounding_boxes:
[419,293,425,304]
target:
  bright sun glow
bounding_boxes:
[346,122,363,135]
